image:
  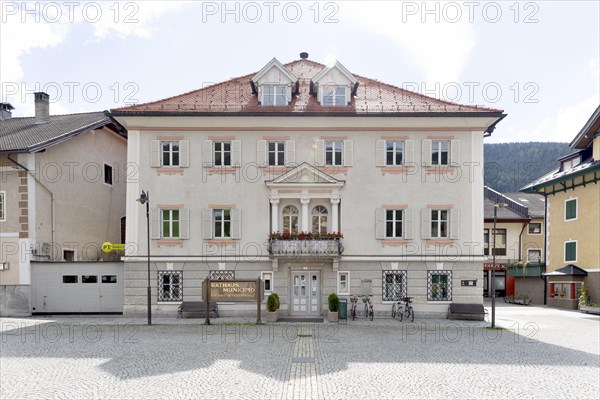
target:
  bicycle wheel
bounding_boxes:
[391,303,397,318]
[409,307,414,322]
[352,307,356,321]
[370,308,373,321]
[398,308,403,322]
[405,307,411,319]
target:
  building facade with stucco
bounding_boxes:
[112,55,506,318]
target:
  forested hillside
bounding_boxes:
[484,142,571,192]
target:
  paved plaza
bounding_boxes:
[1,303,599,399]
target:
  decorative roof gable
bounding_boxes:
[252,57,298,85]
[311,60,358,86]
[266,162,344,186]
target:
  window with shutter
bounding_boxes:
[564,241,577,262]
[325,140,344,166]
[565,198,577,220]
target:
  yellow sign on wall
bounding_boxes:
[102,242,125,253]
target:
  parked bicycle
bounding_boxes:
[349,295,359,320]
[363,295,374,321]
[349,295,374,321]
[391,296,414,322]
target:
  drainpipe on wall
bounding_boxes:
[517,221,528,261]
[7,154,56,260]
[542,194,548,305]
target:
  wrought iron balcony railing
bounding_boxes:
[268,238,344,257]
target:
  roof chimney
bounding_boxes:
[300,52,309,59]
[0,102,14,120]
[34,92,50,123]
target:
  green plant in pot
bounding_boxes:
[327,293,339,322]
[266,293,279,322]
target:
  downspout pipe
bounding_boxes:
[542,194,548,305]
[517,221,528,261]
[7,153,56,260]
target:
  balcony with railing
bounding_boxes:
[267,232,344,257]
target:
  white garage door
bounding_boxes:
[32,262,124,314]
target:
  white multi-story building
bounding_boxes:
[112,55,505,317]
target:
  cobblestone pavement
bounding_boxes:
[1,303,598,399]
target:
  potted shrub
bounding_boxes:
[327,293,340,322]
[266,293,280,322]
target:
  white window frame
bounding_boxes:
[268,141,285,166]
[0,191,5,222]
[262,85,287,106]
[325,140,343,166]
[282,205,299,233]
[322,86,347,106]
[157,271,183,302]
[103,163,113,186]
[431,209,449,238]
[161,141,180,167]
[527,249,542,263]
[386,140,404,166]
[385,209,404,238]
[161,209,180,239]
[311,205,329,234]
[214,141,232,167]
[337,271,350,295]
[431,140,449,166]
[564,198,577,221]
[528,222,542,235]
[564,240,577,263]
[261,271,273,294]
[214,209,232,238]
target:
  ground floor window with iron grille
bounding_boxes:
[428,271,452,301]
[382,270,407,301]
[158,271,183,301]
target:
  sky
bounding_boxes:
[1,0,598,143]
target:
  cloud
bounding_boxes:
[498,96,599,143]
[343,1,476,83]
[0,1,183,104]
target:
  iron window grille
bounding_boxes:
[209,270,235,280]
[158,271,183,302]
[382,270,407,301]
[428,271,452,301]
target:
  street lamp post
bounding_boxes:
[491,202,507,328]
[137,190,151,325]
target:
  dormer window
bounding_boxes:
[562,156,580,171]
[322,86,347,107]
[263,85,287,106]
[251,58,298,108]
[311,60,358,108]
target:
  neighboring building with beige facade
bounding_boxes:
[112,55,506,318]
[0,94,127,316]
[522,104,600,309]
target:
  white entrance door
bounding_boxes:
[290,271,320,315]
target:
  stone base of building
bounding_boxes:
[124,259,483,319]
[0,285,31,317]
